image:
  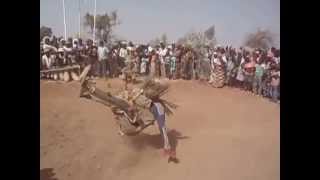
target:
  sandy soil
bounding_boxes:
[40,78,279,180]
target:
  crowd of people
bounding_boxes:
[40,36,280,103]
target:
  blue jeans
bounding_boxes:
[253,76,263,95]
[270,86,279,102]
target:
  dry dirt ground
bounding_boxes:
[40,78,279,180]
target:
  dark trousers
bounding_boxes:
[92,61,100,77]
[99,59,109,77]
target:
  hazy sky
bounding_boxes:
[40,0,280,47]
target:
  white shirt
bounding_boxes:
[97,46,108,61]
[240,57,245,65]
[119,48,127,58]
[42,54,52,69]
[158,48,167,63]
[274,57,280,64]
[43,44,57,52]
[159,48,167,57]
[169,50,173,56]
[212,57,221,65]
[222,55,227,64]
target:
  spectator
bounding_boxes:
[40,35,279,103]
[243,55,255,92]
[158,42,168,78]
[253,52,264,95]
[98,41,109,78]
[270,66,280,102]
[42,49,53,70]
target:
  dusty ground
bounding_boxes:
[40,78,279,180]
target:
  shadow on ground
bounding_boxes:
[124,129,190,163]
[40,168,58,180]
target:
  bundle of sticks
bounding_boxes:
[140,78,178,116]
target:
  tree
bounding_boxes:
[244,29,275,50]
[149,37,161,47]
[177,25,217,51]
[160,33,168,46]
[40,26,52,41]
[84,10,120,44]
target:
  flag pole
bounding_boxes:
[62,0,67,40]
[93,0,96,41]
[78,0,81,38]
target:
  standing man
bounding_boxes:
[119,42,128,69]
[41,48,52,70]
[85,39,98,79]
[98,41,109,78]
[149,50,158,79]
[158,42,168,79]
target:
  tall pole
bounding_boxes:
[93,0,96,41]
[62,0,67,40]
[78,0,81,38]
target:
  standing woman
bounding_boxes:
[133,50,140,76]
[170,47,177,80]
[243,55,256,92]
[235,51,245,89]
[226,49,236,86]
[140,48,149,76]
[174,45,182,79]
[110,46,119,78]
[209,52,226,88]
[149,50,157,79]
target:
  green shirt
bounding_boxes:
[255,64,264,77]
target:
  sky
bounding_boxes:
[40,0,280,47]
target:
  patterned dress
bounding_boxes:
[210,58,226,88]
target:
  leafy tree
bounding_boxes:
[40,26,52,41]
[244,29,275,50]
[177,25,217,50]
[84,10,120,44]
[160,33,168,46]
